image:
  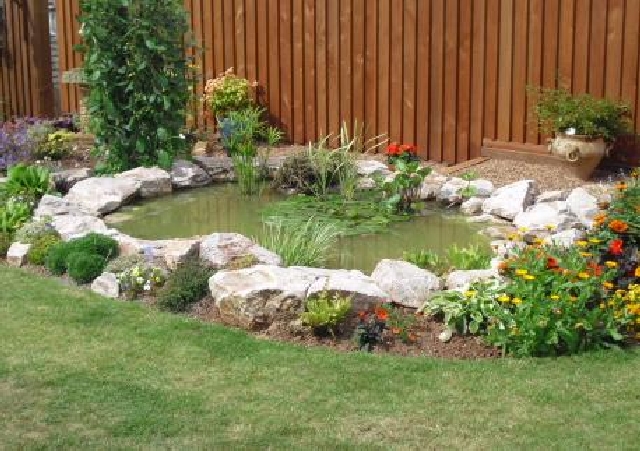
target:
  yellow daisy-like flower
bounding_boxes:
[545,224,557,231]
[515,269,528,276]
[464,290,477,298]
[579,252,593,258]
[576,240,588,247]
[523,274,535,281]
[605,261,618,268]
[588,238,601,244]
[635,267,640,277]
[518,227,529,233]
[507,233,520,241]
[550,295,560,301]
[603,282,614,290]
[497,294,510,303]
[512,297,523,305]
[599,302,606,309]
[578,272,590,279]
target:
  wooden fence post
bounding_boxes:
[26,0,55,117]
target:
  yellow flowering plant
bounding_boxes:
[487,244,631,357]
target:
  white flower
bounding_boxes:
[179,134,186,139]
[143,281,151,291]
[136,276,144,284]
[565,127,576,135]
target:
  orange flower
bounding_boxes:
[391,327,401,335]
[587,261,603,276]
[546,257,560,270]
[375,307,389,321]
[615,181,628,192]
[386,142,401,156]
[593,213,607,227]
[609,220,629,233]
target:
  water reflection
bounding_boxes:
[112,184,487,274]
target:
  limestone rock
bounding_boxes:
[437,177,467,204]
[115,167,172,198]
[536,190,567,203]
[566,187,598,228]
[199,233,282,269]
[34,194,91,218]
[356,160,392,177]
[65,177,141,216]
[357,177,377,190]
[546,229,586,247]
[6,242,30,267]
[370,259,442,309]
[482,180,538,220]
[460,197,485,215]
[91,272,120,298]
[171,159,213,188]
[50,215,111,241]
[192,155,236,181]
[160,239,201,270]
[419,172,448,200]
[445,269,501,291]
[513,203,578,232]
[51,167,93,192]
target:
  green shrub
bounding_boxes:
[26,233,62,266]
[66,252,106,284]
[70,233,119,260]
[157,260,214,312]
[301,291,352,336]
[203,69,254,118]
[0,232,13,257]
[45,242,72,275]
[34,130,74,160]
[259,218,340,267]
[0,198,33,234]
[3,164,52,199]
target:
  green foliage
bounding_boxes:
[78,0,194,171]
[69,233,119,260]
[425,282,504,335]
[232,151,260,195]
[403,249,449,275]
[26,232,62,266]
[0,232,12,257]
[259,218,340,267]
[118,265,166,300]
[382,160,432,214]
[458,171,478,199]
[0,198,33,234]
[66,252,107,284]
[446,244,492,270]
[45,242,73,275]
[272,153,326,194]
[338,120,388,154]
[301,291,352,335]
[156,259,214,312]
[529,86,632,143]
[104,254,149,274]
[14,217,56,244]
[34,130,74,160]
[203,69,254,118]
[3,164,51,199]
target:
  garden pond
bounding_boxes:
[108,184,489,273]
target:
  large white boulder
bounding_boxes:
[460,197,485,215]
[370,259,442,309]
[171,160,213,188]
[356,160,392,177]
[91,272,120,299]
[199,233,281,269]
[482,180,538,220]
[419,172,448,200]
[65,177,141,216]
[565,187,598,228]
[192,155,236,182]
[536,190,568,203]
[445,269,501,291]
[34,194,91,218]
[50,215,111,241]
[6,242,30,267]
[51,167,93,192]
[209,265,388,330]
[513,203,578,232]
[115,167,172,198]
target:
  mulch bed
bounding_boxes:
[190,297,501,360]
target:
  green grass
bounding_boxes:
[1,265,639,450]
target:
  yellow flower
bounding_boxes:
[518,227,529,233]
[523,274,535,281]
[512,297,523,305]
[497,294,510,303]
[515,269,528,276]
[578,272,590,279]
[603,282,614,290]
[533,237,544,245]
[574,322,584,329]
[588,238,601,244]
[545,224,557,231]
[635,267,640,277]
[576,240,588,247]
[507,233,520,241]
[464,290,477,298]
[599,303,606,309]
[579,252,593,258]
[605,261,618,268]
[550,295,560,301]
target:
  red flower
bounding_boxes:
[608,239,624,256]
[386,142,401,156]
[587,261,603,277]
[546,257,559,270]
[375,307,389,321]
[399,144,417,155]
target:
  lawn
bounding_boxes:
[1,265,639,450]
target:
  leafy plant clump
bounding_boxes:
[118,265,166,300]
[259,218,340,267]
[529,86,632,143]
[0,232,12,257]
[104,254,149,274]
[0,198,33,234]
[44,233,119,276]
[66,252,107,284]
[382,160,432,214]
[2,164,52,199]
[14,217,56,244]
[26,232,62,266]
[446,244,492,270]
[157,259,214,312]
[403,249,449,275]
[78,0,195,172]
[203,68,255,119]
[301,291,352,336]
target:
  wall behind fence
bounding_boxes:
[56,0,640,164]
[1,0,54,119]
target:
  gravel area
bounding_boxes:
[446,158,627,191]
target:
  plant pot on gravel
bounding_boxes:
[548,133,610,180]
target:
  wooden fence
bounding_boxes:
[0,0,55,119]
[54,0,640,163]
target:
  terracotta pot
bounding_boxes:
[549,133,610,180]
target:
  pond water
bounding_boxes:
[108,184,488,274]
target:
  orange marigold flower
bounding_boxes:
[546,257,560,270]
[635,267,640,278]
[615,181,628,191]
[593,213,607,226]
[609,220,629,233]
[375,307,389,321]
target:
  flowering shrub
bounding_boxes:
[118,265,166,300]
[355,304,419,350]
[301,291,352,336]
[203,68,256,119]
[0,119,43,171]
[386,142,418,165]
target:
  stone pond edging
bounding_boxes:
[8,156,607,333]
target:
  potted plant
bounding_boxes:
[203,68,257,152]
[530,87,632,179]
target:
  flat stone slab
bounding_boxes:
[65,177,141,216]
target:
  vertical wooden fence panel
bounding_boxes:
[0,0,54,118]
[51,0,640,164]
